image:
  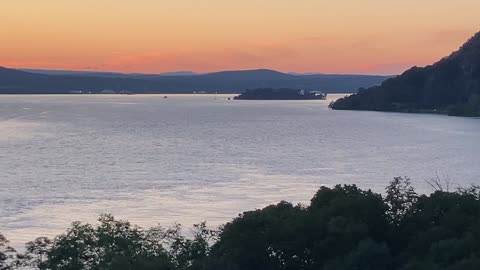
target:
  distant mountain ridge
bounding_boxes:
[0,67,390,94]
[330,31,480,116]
[157,71,199,76]
[21,69,200,77]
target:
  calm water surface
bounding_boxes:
[1,94,479,247]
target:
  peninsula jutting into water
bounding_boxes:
[330,31,480,117]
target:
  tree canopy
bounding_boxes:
[2,177,480,270]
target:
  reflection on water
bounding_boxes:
[1,94,479,247]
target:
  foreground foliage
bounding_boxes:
[2,177,480,270]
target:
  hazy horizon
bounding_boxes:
[14,67,396,76]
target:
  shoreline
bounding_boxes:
[331,107,480,118]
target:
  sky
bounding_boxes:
[1,0,479,75]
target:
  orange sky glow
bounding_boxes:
[1,0,479,75]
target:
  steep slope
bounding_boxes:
[330,31,480,116]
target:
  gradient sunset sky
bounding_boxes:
[1,0,479,75]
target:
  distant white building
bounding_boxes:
[69,90,83,94]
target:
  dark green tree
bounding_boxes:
[385,177,418,225]
[0,234,16,270]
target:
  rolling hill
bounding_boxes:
[0,67,390,94]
